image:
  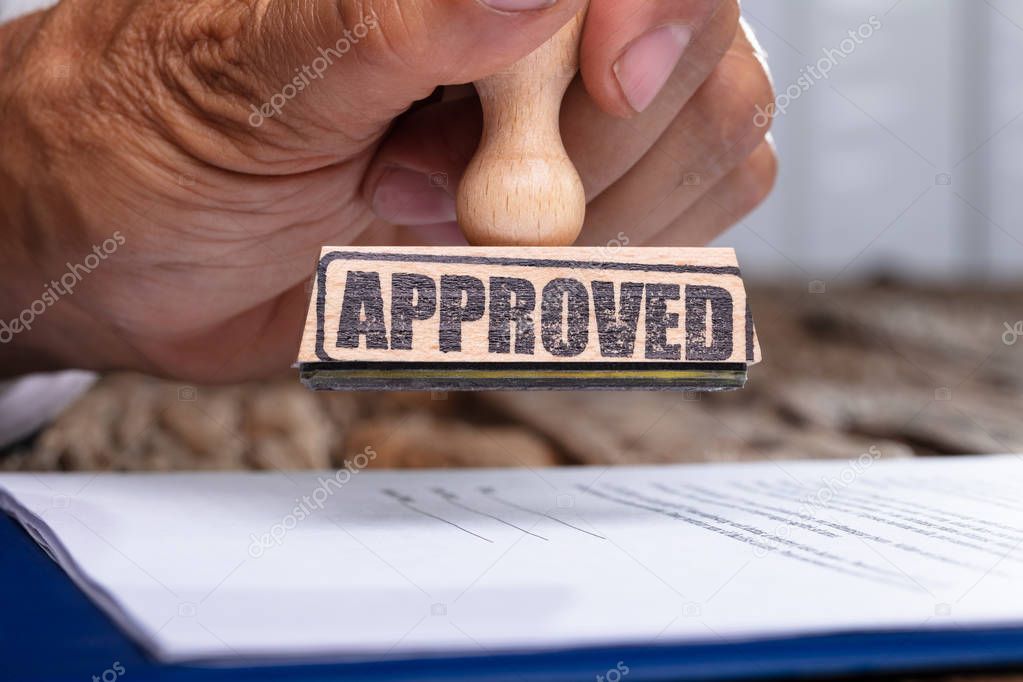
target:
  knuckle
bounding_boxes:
[8,7,150,151]
[747,61,776,135]
[736,144,778,213]
[694,27,775,164]
[718,51,775,149]
[27,46,86,104]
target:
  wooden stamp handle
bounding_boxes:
[457,7,587,246]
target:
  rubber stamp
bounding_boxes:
[297,7,760,391]
[297,246,759,391]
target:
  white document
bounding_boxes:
[2,455,1023,664]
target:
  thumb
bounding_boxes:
[241,0,584,154]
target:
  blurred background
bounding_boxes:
[2,0,1021,473]
[731,0,1023,281]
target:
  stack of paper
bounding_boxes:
[1,455,1022,665]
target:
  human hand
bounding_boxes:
[0,0,775,381]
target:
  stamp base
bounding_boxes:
[299,362,748,392]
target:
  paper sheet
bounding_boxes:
[2,455,1023,664]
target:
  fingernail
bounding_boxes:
[372,168,457,225]
[614,25,692,114]
[481,0,556,11]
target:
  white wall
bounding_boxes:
[0,0,49,19]
[725,0,1023,282]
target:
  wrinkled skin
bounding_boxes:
[0,0,775,381]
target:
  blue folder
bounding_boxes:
[3,514,1023,682]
